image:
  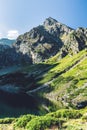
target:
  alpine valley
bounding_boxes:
[0,17,87,130]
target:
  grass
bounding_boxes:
[36,49,87,85]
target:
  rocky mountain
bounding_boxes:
[0,17,87,129]
[13,26,61,63]
[13,17,72,63]
[13,17,87,63]
[0,17,87,67]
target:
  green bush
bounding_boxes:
[15,114,35,128]
[26,116,60,130]
[82,114,87,121]
[14,109,83,130]
[47,109,82,119]
[0,118,15,124]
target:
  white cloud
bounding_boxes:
[7,30,19,39]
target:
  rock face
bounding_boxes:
[0,17,87,67]
[44,17,73,37]
[13,17,87,63]
[13,17,72,63]
[13,25,63,63]
[61,27,87,55]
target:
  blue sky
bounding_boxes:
[0,0,87,39]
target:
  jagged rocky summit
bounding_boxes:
[0,17,87,67]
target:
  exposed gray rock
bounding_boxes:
[13,25,63,63]
[61,27,87,55]
[43,17,73,37]
[43,17,58,26]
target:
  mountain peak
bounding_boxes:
[43,17,58,26]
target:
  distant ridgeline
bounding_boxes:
[0,38,15,46]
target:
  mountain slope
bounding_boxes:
[13,17,87,64]
[25,49,87,110]
[12,17,73,63]
[0,49,87,115]
[0,17,87,130]
[13,25,61,63]
[0,17,87,67]
[0,49,87,130]
[14,17,73,63]
[0,44,31,68]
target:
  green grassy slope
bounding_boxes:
[0,49,87,129]
[24,49,87,111]
[42,49,87,109]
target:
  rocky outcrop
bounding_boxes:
[13,25,63,63]
[61,27,87,55]
[44,17,73,37]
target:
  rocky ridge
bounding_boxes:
[0,38,15,46]
[0,17,87,67]
[13,17,87,63]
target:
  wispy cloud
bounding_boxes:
[7,30,19,39]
